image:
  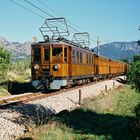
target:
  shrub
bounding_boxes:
[11,59,30,73]
[0,47,11,82]
[127,61,140,92]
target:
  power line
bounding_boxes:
[9,0,45,19]
[10,0,110,46]
[24,0,80,33]
[36,0,61,17]
[36,0,83,31]
[35,0,92,34]
[10,0,97,44]
[9,0,68,34]
[24,0,54,18]
[34,0,101,45]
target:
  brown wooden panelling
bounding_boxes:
[98,56,109,74]
[71,64,95,76]
[51,63,68,77]
[31,42,128,79]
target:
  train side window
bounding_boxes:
[64,48,67,62]
[92,55,94,64]
[80,52,82,63]
[76,51,79,63]
[89,54,91,64]
[44,48,49,61]
[33,48,41,63]
[86,54,89,64]
[72,50,75,63]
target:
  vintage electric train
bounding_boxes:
[31,38,128,90]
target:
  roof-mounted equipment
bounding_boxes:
[39,17,69,41]
[72,32,90,48]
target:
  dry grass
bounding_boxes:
[82,85,124,113]
[8,68,31,83]
[0,87,11,98]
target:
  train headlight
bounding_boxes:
[34,64,39,70]
[53,64,60,71]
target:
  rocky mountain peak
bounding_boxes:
[0,36,31,59]
[94,41,140,60]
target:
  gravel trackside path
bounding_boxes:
[0,76,125,140]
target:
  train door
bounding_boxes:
[42,45,50,65]
[68,46,72,77]
[94,55,98,75]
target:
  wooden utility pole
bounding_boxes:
[96,37,101,55]
[79,89,82,105]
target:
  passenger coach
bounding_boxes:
[31,40,95,90]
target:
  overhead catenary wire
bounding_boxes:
[9,0,45,19]
[36,0,83,32]
[9,0,98,46]
[9,0,110,46]
[27,0,98,45]
[9,0,68,34]
[35,0,99,44]
[24,0,80,34]
[24,0,54,18]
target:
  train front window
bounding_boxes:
[44,48,50,61]
[64,48,67,62]
[33,48,41,63]
[52,47,62,56]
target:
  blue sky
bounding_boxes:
[0,0,140,46]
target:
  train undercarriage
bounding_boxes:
[31,73,123,90]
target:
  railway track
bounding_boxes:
[0,89,67,107]
[0,92,58,107]
[0,76,122,108]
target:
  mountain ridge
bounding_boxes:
[0,36,140,60]
[94,41,140,60]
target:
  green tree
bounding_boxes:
[137,40,140,45]
[121,59,129,64]
[0,47,11,82]
[133,55,140,62]
[127,60,140,92]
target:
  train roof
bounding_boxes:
[31,39,95,53]
[31,40,127,65]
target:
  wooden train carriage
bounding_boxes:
[31,41,95,89]
[117,62,127,74]
[109,59,118,75]
[117,62,122,74]
[122,63,128,74]
[97,55,110,77]
[31,40,128,90]
[31,42,69,89]
[120,63,125,74]
[70,46,95,79]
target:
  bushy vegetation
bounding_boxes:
[10,59,31,73]
[0,47,31,82]
[0,47,11,82]
[0,47,31,94]
[127,55,140,92]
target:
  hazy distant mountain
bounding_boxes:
[0,36,140,60]
[0,36,31,60]
[94,41,140,60]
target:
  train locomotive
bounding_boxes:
[31,18,128,90]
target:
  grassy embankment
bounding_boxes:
[20,85,140,140]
